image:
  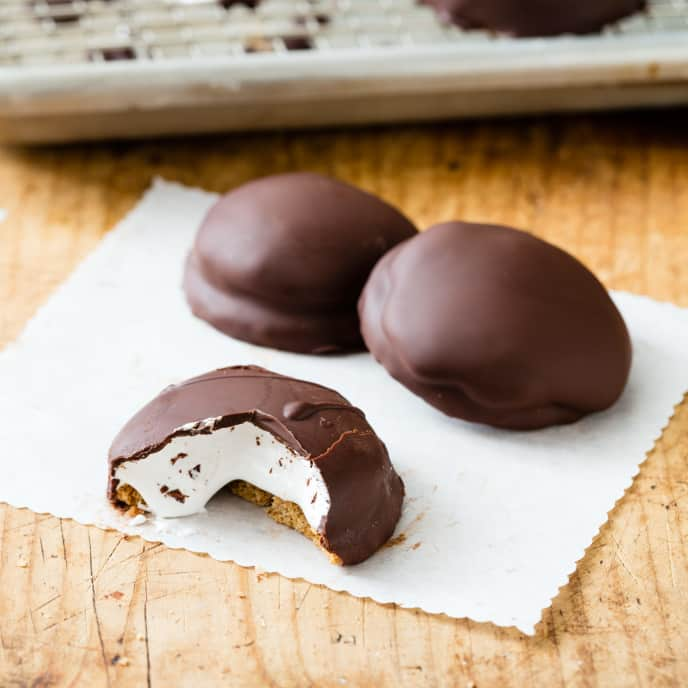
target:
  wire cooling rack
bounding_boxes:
[1,0,688,65]
[1,0,687,141]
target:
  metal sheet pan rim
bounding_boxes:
[3,29,688,81]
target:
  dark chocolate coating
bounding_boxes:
[109,366,404,565]
[184,173,417,354]
[358,222,632,430]
[421,0,645,36]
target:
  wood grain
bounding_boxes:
[1,111,687,687]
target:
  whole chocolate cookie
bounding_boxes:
[421,0,645,36]
[184,173,417,354]
[358,222,632,430]
[109,366,404,565]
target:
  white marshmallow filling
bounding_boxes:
[112,418,332,532]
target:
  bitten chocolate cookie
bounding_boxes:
[421,0,645,36]
[358,222,632,430]
[108,366,404,565]
[184,173,417,354]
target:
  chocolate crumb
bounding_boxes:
[255,437,261,446]
[283,36,312,51]
[160,485,168,494]
[165,489,188,504]
[53,14,80,24]
[170,453,187,465]
[89,47,136,62]
[293,14,328,26]
[219,0,259,8]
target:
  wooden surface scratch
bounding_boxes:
[1,111,687,686]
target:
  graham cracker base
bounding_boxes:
[114,483,146,518]
[113,479,342,565]
[230,480,342,565]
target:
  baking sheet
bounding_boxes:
[2,0,688,141]
[1,178,687,634]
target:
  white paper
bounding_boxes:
[1,179,686,634]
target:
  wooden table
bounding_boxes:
[1,112,687,687]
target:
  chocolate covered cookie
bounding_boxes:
[184,173,417,354]
[108,366,404,565]
[359,222,632,430]
[422,0,645,36]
